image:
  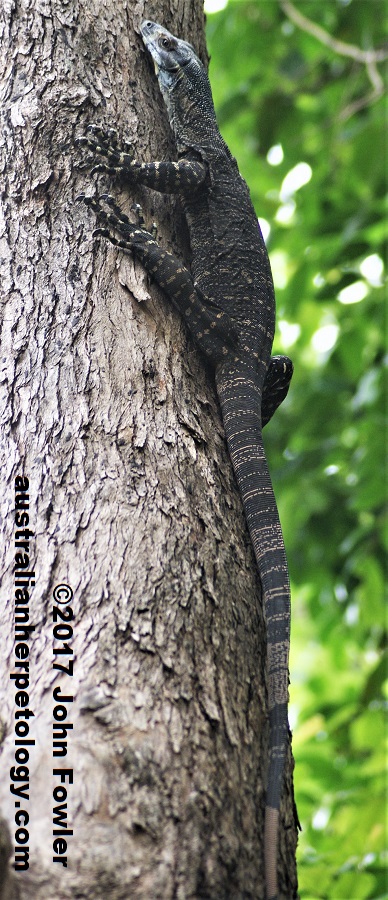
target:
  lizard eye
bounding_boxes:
[161,37,174,50]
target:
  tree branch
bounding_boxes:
[280,0,388,64]
[280,0,387,118]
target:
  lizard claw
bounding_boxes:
[131,203,146,228]
[93,228,111,238]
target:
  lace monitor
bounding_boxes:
[77,21,294,900]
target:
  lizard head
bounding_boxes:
[140,21,196,86]
[140,21,218,149]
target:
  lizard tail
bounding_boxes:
[215,361,290,900]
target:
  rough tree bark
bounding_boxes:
[0,1,298,897]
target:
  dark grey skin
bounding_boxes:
[77,21,294,899]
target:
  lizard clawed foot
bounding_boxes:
[131,203,158,239]
[78,193,158,255]
[75,123,137,177]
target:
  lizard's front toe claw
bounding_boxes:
[131,203,146,228]
[90,163,110,175]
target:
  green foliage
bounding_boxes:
[206,2,387,897]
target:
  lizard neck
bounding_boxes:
[160,63,225,155]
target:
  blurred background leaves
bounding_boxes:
[205,1,386,897]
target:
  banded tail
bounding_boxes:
[216,360,290,900]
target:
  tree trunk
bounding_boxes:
[0,1,298,897]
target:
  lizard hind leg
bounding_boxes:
[262,355,293,428]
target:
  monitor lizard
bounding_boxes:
[77,20,294,899]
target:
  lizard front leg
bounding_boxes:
[78,194,238,360]
[77,124,207,193]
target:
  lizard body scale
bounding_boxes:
[77,21,294,899]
